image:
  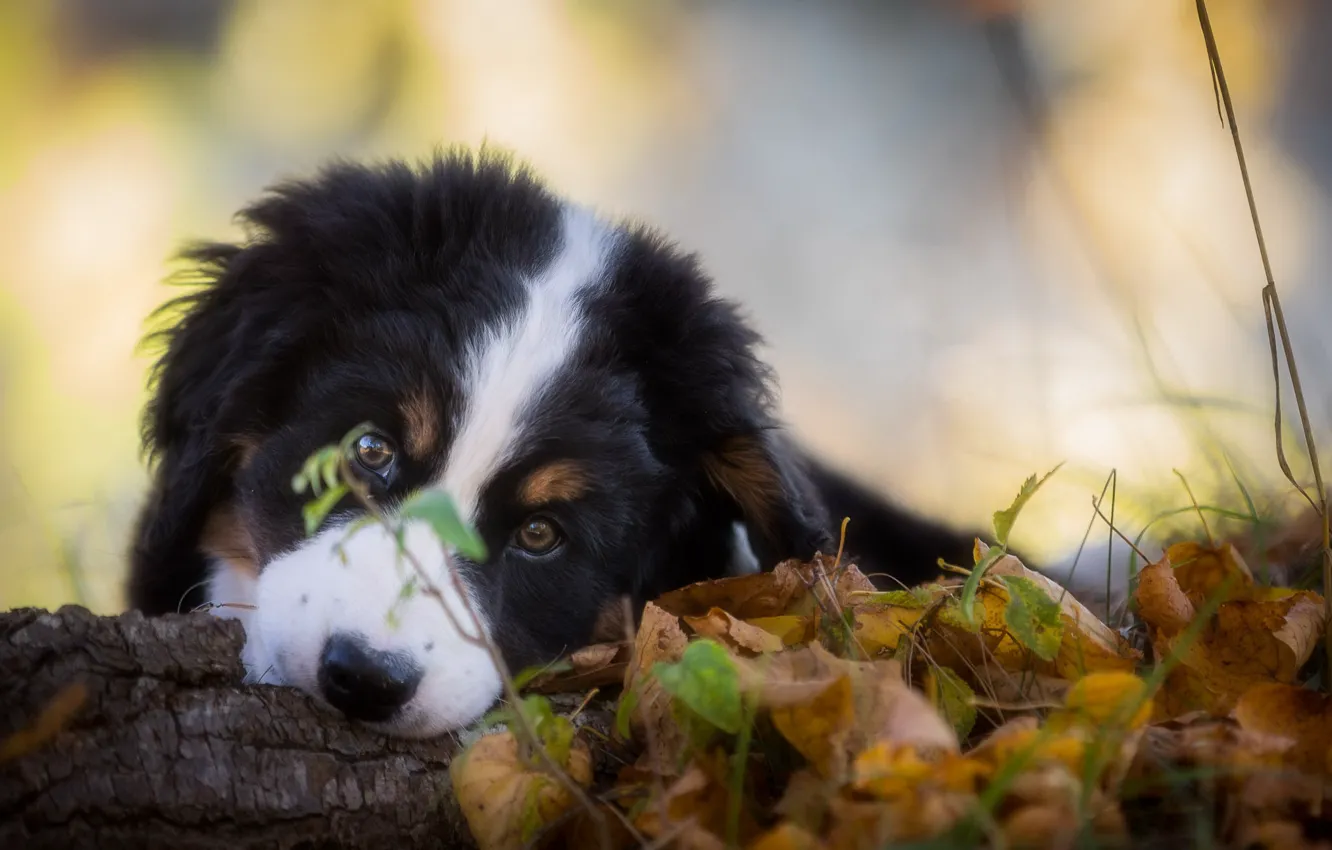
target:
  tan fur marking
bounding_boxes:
[590,595,632,643]
[401,392,441,459]
[200,503,259,577]
[233,437,261,471]
[701,435,782,535]
[519,460,589,506]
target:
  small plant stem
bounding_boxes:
[1193,0,1332,688]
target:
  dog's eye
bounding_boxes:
[353,432,396,475]
[514,517,562,555]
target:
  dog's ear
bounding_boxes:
[701,427,833,569]
[128,244,287,614]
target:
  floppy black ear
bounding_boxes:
[128,244,286,614]
[701,427,834,569]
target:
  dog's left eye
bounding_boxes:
[353,432,396,476]
[514,516,563,555]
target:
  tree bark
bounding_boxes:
[0,606,474,850]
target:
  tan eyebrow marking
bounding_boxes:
[200,502,259,578]
[518,460,590,507]
[401,391,441,459]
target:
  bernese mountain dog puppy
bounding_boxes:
[128,150,977,738]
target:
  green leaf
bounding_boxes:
[399,489,489,562]
[1000,575,1063,662]
[928,666,977,741]
[301,482,348,536]
[652,639,744,735]
[615,684,640,740]
[956,542,1006,630]
[519,694,575,765]
[992,463,1064,547]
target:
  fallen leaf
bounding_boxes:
[770,674,857,776]
[746,821,826,850]
[656,567,805,620]
[451,731,593,850]
[1134,549,1327,718]
[987,552,1140,678]
[529,642,630,693]
[1233,682,1332,775]
[1049,672,1153,732]
[746,615,814,647]
[1167,541,1254,608]
[684,607,786,655]
[622,602,689,755]
[654,639,746,735]
[635,752,758,849]
[924,665,977,741]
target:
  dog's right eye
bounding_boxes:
[353,432,397,477]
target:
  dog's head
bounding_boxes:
[129,152,831,736]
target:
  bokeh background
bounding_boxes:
[2,0,1329,613]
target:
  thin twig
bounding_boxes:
[1193,0,1332,687]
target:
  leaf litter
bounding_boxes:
[450,471,1332,850]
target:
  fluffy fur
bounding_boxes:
[129,150,978,737]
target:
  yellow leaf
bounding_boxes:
[850,741,934,799]
[849,600,925,657]
[746,821,826,850]
[771,674,856,776]
[745,615,812,647]
[451,731,593,850]
[1049,672,1153,732]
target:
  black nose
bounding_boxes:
[317,633,423,723]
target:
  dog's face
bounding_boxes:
[129,154,831,737]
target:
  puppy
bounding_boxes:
[128,151,977,737]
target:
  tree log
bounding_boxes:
[0,606,473,850]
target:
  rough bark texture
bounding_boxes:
[0,606,473,850]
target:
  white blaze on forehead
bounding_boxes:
[442,205,617,522]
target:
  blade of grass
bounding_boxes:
[1192,0,1332,689]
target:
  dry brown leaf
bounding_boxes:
[683,606,786,655]
[825,788,969,849]
[733,643,853,708]
[1167,541,1254,607]
[529,642,630,694]
[1135,555,1196,635]
[1002,803,1080,850]
[655,567,805,620]
[758,644,957,777]
[1134,548,1326,718]
[451,731,593,850]
[635,752,758,849]
[621,601,689,754]
[781,556,878,617]
[1233,682,1332,776]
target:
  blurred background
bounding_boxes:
[1,0,1329,613]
